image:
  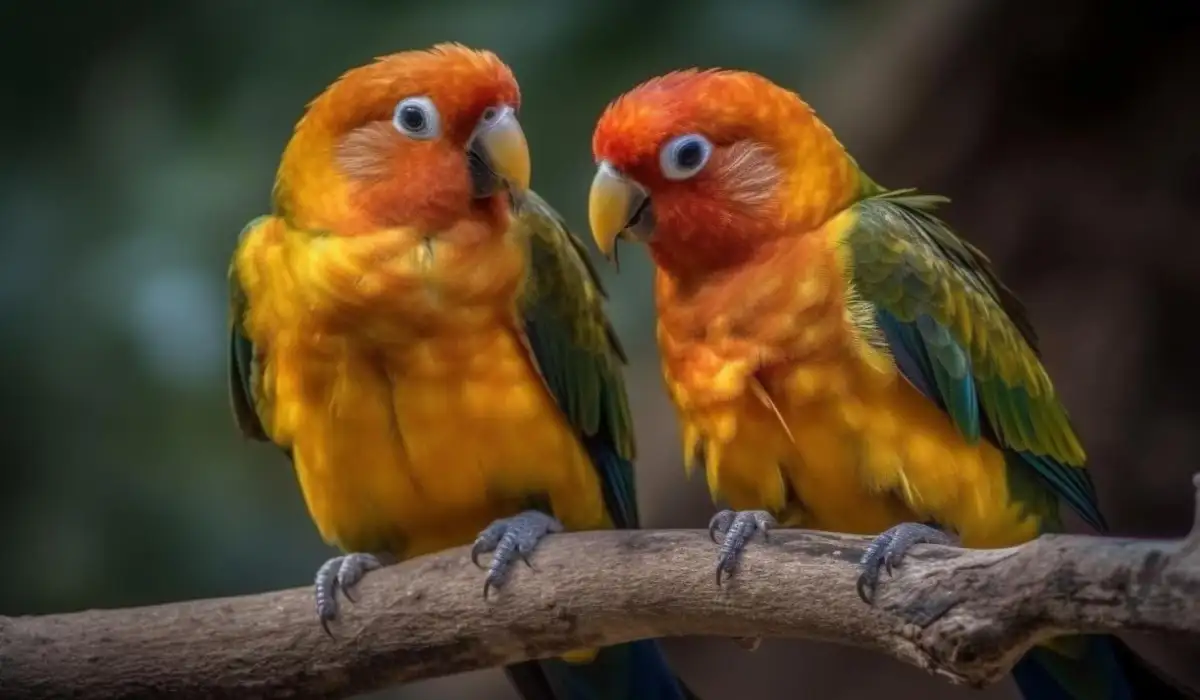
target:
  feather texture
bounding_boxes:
[591,65,1188,700]
[231,44,697,700]
[843,190,1105,531]
[510,189,638,528]
[229,196,690,700]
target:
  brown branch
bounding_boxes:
[2,475,1199,700]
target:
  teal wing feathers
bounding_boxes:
[843,189,1104,531]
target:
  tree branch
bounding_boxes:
[3,475,1199,700]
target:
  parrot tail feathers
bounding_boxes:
[1012,634,1198,700]
[505,640,700,700]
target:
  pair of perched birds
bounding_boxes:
[228,43,1186,700]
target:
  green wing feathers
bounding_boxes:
[509,189,639,529]
[227,216,271,444]
[843,189,1104,531]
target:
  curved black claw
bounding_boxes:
[856,522,957,604]
[734,636,763,652]
[314,552,386,636]
[708,509,777,586]
[471,510,564,599]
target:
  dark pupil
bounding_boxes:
[676,140,703,169]
[400,105,426,131]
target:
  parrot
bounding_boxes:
[227,44,699,700]
[586,68,1196,700]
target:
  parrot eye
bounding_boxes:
[393,96,441,140]
[659,133,712,181]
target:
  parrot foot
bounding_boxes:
[856,522,957,604]
[708,509,777,586]
[314,551,391,635]
[733,636,763,652]
[471,510,564,599]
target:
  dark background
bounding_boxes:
[2,1,1197,698]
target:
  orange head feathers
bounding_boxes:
[275,43,530,234]
[589,69,863,274]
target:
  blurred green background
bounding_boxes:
[3,0,1198,698]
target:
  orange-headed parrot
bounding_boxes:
[586,68,1193,700]
[227,44,698,700]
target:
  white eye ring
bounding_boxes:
[479,104,505,126]
[392,96,441,140]
[659,133,712,181]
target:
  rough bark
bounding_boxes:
[1,474,1198,700]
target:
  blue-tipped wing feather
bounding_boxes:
[847,191,1105,531]
[851,189,1198,700]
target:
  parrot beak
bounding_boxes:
[588,161,653,261]
[468,106,531,195]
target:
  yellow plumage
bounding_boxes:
[590,66,1095,550]
[659,210,1041,547]
[587,67,1149,700]
[234,215,610,558]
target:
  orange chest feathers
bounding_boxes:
[653,225,1039,546]
[654,231,861,418]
